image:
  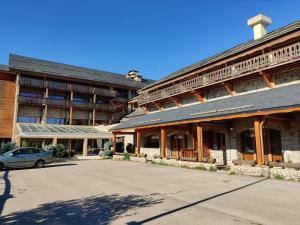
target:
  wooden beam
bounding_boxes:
[196,123,203,161]
[222,83,236,96]
[112,132,117,154]
[153,102,164,111]
[161,127,166,158]
[136,130,141,155]
[192,91,205,103]
[170,97,181,107]
[254,117,264,166]
[260,71,274,88]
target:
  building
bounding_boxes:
[0,54,153,155]
[112,14,300,166]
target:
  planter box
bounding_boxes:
[113,155,124,160]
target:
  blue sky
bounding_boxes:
[0,0,299,80]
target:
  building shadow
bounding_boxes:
[127,178,267,225]
[0,193,163,225]
[0,170,13,216]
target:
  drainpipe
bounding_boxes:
[260,118,266,165]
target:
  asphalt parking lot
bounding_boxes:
[0,160,300,225]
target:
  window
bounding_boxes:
[240,130,255,154]
[115,88,128,98]
[17,116,41,123]
[144,135,159,148]
[19,91,42,98]
[73,96,89,103]
[47,117,65,124]
[48,95,65,100]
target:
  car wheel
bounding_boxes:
[35,160,45,168]
[0,163,3,171]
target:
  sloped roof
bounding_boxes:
[113,83,300,130]
[142,19,300,90]
[9,54,154,89]
[18,123,112,138]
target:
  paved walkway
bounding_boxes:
[0,160,300,225]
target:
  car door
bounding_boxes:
[5,148,27,168]
[22,148,37,167]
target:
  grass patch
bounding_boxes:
[208,166,217,172]
[123,152,130,161]
[274,174,284,180]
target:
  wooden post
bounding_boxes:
[83,138,88,156]
[70,90,73,125]
[112,132,117,154]
[92,93,96,125]
[197,123,203,161]
[161,127,166,158]
[136,130,141,155]
[254,117,264,166]
[52,137,57,146]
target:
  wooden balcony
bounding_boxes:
[45,98,71,108]
[18,96,44,105]
[94,87,117,97]
[71,101,94,109]
[71,84,93,94]
[95,103,115,112]
[47,81,69,91]
[19,77,46,88]
[137,42,300,105]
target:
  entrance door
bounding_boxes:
[203,131,213,158]
[264,129,283,162]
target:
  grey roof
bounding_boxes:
[9,54,154,89]
[18,123,112,138]
[0,64,9,71]
[143,19,300,90]
[113,83,300,130]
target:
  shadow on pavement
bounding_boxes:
[127,178,267,225]
[0,170,13,216]
[0,194,163,225]
[45,163,77,168]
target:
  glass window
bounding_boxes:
[48,95,65,100]
[73,96,89,103]
[17,116,40,123]
[240,130,255,154]
[32,148,41,154]
[19,91,42,98]
[47,117,65,124]
[144,135,159,148]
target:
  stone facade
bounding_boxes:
[152,158,217,170]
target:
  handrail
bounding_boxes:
[137,42,300,105]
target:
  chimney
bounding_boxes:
[247,14,272,40]
[126,70,142,82]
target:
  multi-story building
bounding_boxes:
[0,54,153,155]
[113,14,300,166]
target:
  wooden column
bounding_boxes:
[136,130,141,155]
[83,138,88,156]
[70,90,73,125]
[196,123,203,161]
[161,127,166,158]
[52,137,57,146]
[112,132,117,154]
[254,117,264,166]
[92,93,96,125]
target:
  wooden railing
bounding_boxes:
[18,96,44,105]
[95,103,115,112]
[47,81,69,91]
[19,77,46,88]
[71,101,94,109]
[71,84,93,94]
[94,87,117,97]
[45,98,70,107]
[137,42,300,105]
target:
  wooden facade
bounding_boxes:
[0,72,16,139]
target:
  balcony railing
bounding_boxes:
[95,103,115,112]
[45,98,70,108]
[18,96,44,105]
[94,87,117,97]
[19,77,46,88]
[47,81,69,91]
[71,101,94,109]
[137,42,300,105]
[71,84,93,94]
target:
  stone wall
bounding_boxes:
[210,149,224,164]
[141,147,160,159]
[152,158,217,170]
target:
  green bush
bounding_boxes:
[104,141,112,151]
[49,144,66,158]
[116,142,124,152]
[0,141,17,154]
[123,152,130,160]
[126,143,134,153]
[103,149,113,157]
[21,140,30,147]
